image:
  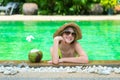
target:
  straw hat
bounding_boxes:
[53,22,82,40]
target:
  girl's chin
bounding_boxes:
[65,40,73,44]
[63,38,74,44]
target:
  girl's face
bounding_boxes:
[62,28,76,44]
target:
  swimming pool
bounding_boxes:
[0,21,120,60]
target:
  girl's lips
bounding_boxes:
[65,37,73,43]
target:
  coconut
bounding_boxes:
[28,49,43,63]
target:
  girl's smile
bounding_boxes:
[62,28,75,44]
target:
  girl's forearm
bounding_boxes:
[52,40,59,64]
[60,56,88,64]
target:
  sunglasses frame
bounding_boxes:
[62,30,76,37]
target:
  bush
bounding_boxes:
[3,0,118,15]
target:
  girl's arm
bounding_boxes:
[50,36,63,64]
[59,42,88,63]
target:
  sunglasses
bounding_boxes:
[62,30,76,37]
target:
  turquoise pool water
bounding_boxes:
[0,21,120,60]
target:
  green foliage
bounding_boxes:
[100,0,117,8]
[3,0,117,15]
[100,0,117,14]
[0,0,3,3]
[88,0,100,3]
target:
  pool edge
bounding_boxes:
[0,15,120,21]
[0,60,119,67]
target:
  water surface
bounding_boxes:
[0,21,120,60]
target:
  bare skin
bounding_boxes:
[48,28,88,64]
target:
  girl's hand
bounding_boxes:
[59,59,63,63]
[47,60,53,64]
[48,59,63,64]
[54,36,64,43]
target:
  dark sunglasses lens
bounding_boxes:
[72,33,76,36]
[64,31,76,36]
[64,31,71,35]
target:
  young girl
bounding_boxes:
[48,22,88,64]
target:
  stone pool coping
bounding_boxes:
[0,60,120,67]
[0,15,120,21]
[0,60,120,80]
[0,60,120,79]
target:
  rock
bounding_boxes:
[17,62,29,68]
[3,70,11,75]
[114,68,120,74]
[97,70,111,75]
[89,4,103,15]
[10,69,19,75]
[23,3,38,15]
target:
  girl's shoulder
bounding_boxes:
[73,41,79,45]
[73,41,82,48]
[71,41,79,47]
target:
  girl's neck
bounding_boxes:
[59,41,72,50]
[61,41,70,46]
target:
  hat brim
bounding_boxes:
[53,22,82,40]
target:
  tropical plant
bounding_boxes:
[114,4,120,14]
[4,0,117,15]
[71,0,87,15]
[100,0,117,14]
